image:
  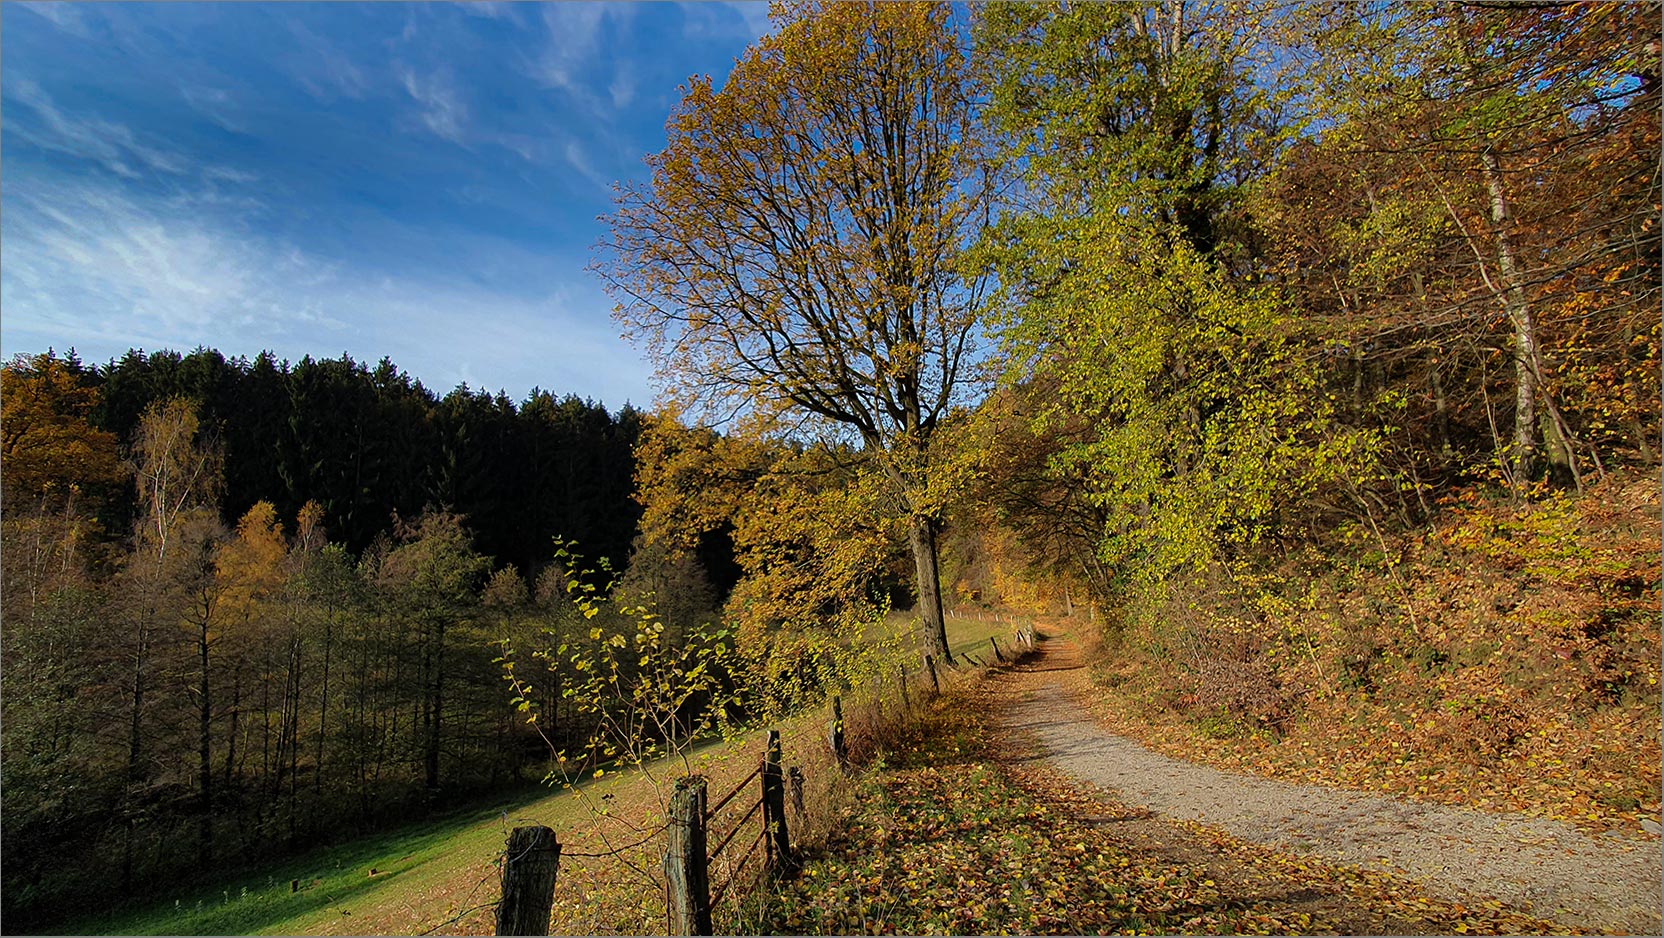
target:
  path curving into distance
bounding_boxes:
[1001,632,1663,934]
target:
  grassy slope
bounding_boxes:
[60,779,593,936]
[882,609,1028,663]
[63,613,1012,936]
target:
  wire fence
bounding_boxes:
[483,619,1040,935]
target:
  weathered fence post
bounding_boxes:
[787,766,805,817]
[897,664,911,711]
[761,730,794,876]
[829,696,846,767]
[990,637,1006,663]
[924,654,940,696]
[496,825,560,936]
[664,777,711,936]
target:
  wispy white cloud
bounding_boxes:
[286,21,372,102]
[530,3,613,94]
[527,3,641,120]
[3,184,304,343]
[398,66,469,143]
[517,6,642,182]
[203,165,260,185]
[609,59,636,110]
[7,79,191,178]
[17,1,94,38]
[179,85,249,134]
[563,141,612,192]
[1,179,651,405]
[679,1,773,41]
[453,1,518,22]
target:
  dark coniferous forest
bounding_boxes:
[87,348,644,570]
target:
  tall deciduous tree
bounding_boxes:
[601,1,989,664]
[120,397,222,884]
[974,2,1369,589]
[376,510,489,791]
[1,352,123,506]
[1,352,124,620]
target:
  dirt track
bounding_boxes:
[999,632,1663,934]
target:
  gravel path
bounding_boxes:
[1004,638,1663,934]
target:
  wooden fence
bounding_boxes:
[491,621,1039,935]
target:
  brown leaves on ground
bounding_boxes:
[764,676,1575,936]
[1083,473,1661,839]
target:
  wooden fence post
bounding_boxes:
[761,729,794,876]
[924,654,939,696]
[496,826,560,936]
[990,637,1006,663]
[897,664,911,711]
[787,766,804,817]
[664,777,711,936]
[829,696,846,767]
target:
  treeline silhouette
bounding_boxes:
[86,347,644,571]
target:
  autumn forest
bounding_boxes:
[2,2,1659,934]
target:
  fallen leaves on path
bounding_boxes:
[764,676,1580,936]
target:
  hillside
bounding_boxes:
[1078,472,1661,839]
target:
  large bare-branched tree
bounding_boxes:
[600,1,988,665]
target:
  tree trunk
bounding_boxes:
[316,612,332,798]
[1455,14,1540,486]
[907,516,953,666]
[260,669,271,796]
[1479,142,1540,485]
[198,623,213,869]
[286,635,301,844]
[426,617,445,791]
[1623,321,1656,462]
[224,662,240,788]
[1430,365,1454,459]
[127,625,149,787]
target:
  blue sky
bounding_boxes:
[1,1,775,409]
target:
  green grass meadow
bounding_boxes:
[56,781,574,936]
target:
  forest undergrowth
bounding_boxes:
[1082,472,1661,838]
